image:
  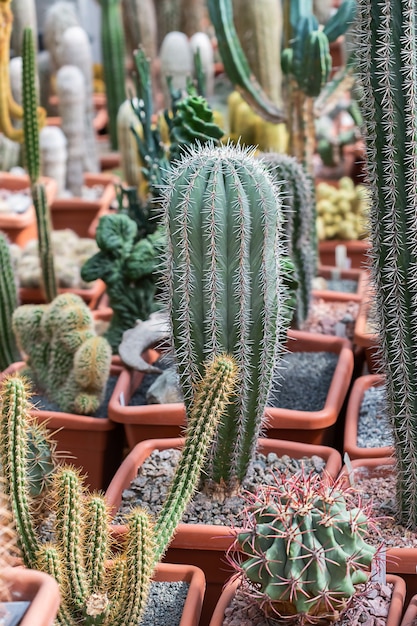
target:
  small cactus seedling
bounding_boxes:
[229,471,378,624]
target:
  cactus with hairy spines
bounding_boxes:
[0,353,237,625]
[12,293,112,415]
[229,470,377,623]
[189,32,214,98]
[43,1,80,71]
[81,214,164,353]
[0,132,20,170]
[99,0,126,151]
[10,0,37,57]
[39,125,67,196]
[22,26,57,303]
[353,0,417,529]
[0,233,20,372]
[117,99,143,187]
[162,142,288,495]
[159,31,193,107]
[261,152,317,326]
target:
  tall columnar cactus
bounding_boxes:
[162,143,288,495]
[0,233,20,372]
[99,0,126,150]
[22,26,57,302]
[229,471,377,623]
[261,152,317,326]
[10,0,37,57]
[12,293,112,415]
[354,0,417,529]
[121,0,158,62]
[0,354,237,625]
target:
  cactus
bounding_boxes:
[159,31,193,107]
[261,152,317,326]
[229,470,377,623]
[81,214,164,353]
[0,353,237,625]
[162,142,289,495]
[12,293,112,415]
[99,0,126,150]
[353,0,417,529]
[189,32,215,98]
[0,479,20,602]
[10,0,37,57]
[0,233,20,372]
[39,125,67,196]
[121,0,158,62]
[43,1,80,70]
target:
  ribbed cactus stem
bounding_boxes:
[117,99,143,186]
[31,182,57,302]
[163,143,287,493]
[84,496,109,592]
[121,0,157,62]
[37,545,75,626]
[0,234,20,371]
[22,27,40,183]
[355,0,417,528]
[99,0,126,150]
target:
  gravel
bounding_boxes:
[322,278,359,293]
[302,298,359,340]
[114,449,327,526]
[357,385,393,449]
[139,581,189,626]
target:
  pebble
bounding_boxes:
[139,581,188,626]
[357,385,393,449]
[0,188,31,214]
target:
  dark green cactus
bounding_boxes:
[230,471,376,623]
[261,153,317,326]
[162,142,289,495]
[99,0,126,150]
[0,233,20,372]
[22,26,57,302]
[0,353,237,625]
[81,214,164,353]
[12,293,112,415]
[354,0,417,528]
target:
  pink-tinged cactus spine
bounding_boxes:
[355,0,417,528]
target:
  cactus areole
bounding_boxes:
[162,143,287,496]
[355,0,417,528]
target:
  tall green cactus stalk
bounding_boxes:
[99,0,126,150]
[0,353,237,625]
[0,233,20,372]
[162,143,288,496]
[22,26,57,302]
[354,0,417,529]
[261,152,317,326]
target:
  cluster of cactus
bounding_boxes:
[0,353,236,625]
[354,0,417,528]
[230,470,377,623]
[316,177,369,241]
[0,233,20,372]
[261,152,317,326]
[0,479,19,602]
[162,142,290,495]
[12,292,112,415]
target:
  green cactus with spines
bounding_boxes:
[162,142,289,495]
[0,353,237,625]
[22,26,57,302]
[354,0,417,529]
[230,471,376,622]
[0,233,20,372]
[261,152,317,326]
[12,293,112,415]
[99,0,126,150]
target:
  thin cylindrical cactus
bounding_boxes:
[121,0,158,61]
[0,353,236,625]
[162,143,288,495]
[0,234,20,372]
[39,125,67,196]
[354,0,417,529]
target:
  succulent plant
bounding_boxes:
[0,233,20,372]
[12,292,112,415]
[229,470,377,624]
[0,353,237,625]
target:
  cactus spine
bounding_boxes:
[230,471,376,622]
[261,152,317,326]
[99,0,126,150]
[0,234,20,372]
[0,354,237,625]
[354,0,417,529]
[162,143,287,495]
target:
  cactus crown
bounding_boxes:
[229,470,377,624]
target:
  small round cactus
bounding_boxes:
[229,471,378,624]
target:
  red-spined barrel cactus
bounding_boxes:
[230,471,377,623]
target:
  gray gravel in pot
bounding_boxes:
[357,384,393,449]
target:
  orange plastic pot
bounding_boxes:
[2,566,61,626]
[0,173,57,246]
[209,574,406,626]
[108,330,354,449]
[0,362,125,491]
[318,239,370,270]
[151,563,206,626]
[19,278,106,310]
[354,295,380,374]
[313,266,368,303]
[106,436,342,626]
[401,594,417,626]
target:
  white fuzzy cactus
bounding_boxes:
[159,31,193,106]
[189,32,214,98]
[40,126,67,196]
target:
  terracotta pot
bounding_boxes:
[50,172,117,238]
[0,173,57,246]
[0,362,125,491]
[354,294,380,374]
[209,574,406,626]
[18,278,106,310]
[151,562,206,626]
[343,373,389,460]
[319,239,370,270]
[339,458,417,602]
[1,566,60,626]
[401,594,417,626]
[108,329,354,449]
[313,266,368,303]
[106,436,342,626]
